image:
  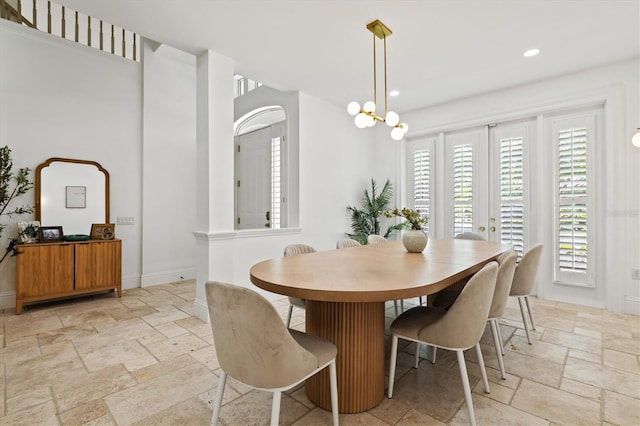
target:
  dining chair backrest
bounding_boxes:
[454,232,485,240]
[489,251,518,319]
[205,281,318,389]
[510,244,543,297]
[367,235,387,245]
[417,262,498,350]
[284,244,316,257]
[336,238,361,249]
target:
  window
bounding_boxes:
[453,144,473,235]
[406,138,435,234]
[499,136,525,257]
[552,113,596,287]
[270,135,281,229]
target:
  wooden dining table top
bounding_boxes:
[250,239,512,303]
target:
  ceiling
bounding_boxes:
[56,0,639,114]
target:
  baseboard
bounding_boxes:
[623,296,640,316]
[0,291,16,311]
[192,297,209,322]
[140,268,196,288]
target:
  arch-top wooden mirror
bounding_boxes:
[36,158,110,235]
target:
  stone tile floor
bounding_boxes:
[1,280,638,425]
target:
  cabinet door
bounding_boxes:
[75,241,122,290]
[16,244,75,297]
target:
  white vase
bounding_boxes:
[402,229,428,253]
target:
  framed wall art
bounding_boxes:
[66,185,86,208]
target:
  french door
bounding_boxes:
[408,119,534,258]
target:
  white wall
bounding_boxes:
[0,19,143,308]
[384,59,640,314]
[141,41,197,286]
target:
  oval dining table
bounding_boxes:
[249,238,511,414]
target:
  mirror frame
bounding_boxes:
[35,157,110,224]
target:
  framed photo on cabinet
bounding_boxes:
[17,221,40,243]
[90,223,115,240]
[38,226,65,243]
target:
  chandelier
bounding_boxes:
[347,19,408,140]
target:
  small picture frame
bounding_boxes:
[66,186,86,208]
[17,221,41,243]
[90,223,115,240]
[38,226,65,243]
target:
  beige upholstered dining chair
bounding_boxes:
[429,251,517,379]
[510,244,543,344]
[366,234,387,244]
[283,244,317,327]
[335,236,363,332]
[336,238,361,249]
[205,281,339,426]
[388,262,499,426]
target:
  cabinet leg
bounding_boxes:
[16,300,23,315]
[117,287,122,297]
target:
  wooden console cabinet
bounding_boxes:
[15,239,122,314]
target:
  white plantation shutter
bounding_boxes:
[553,116,595,287]
[270,135,281,229]
[453,144,473,235]
[407,138,434,234]
[499,137,524,257]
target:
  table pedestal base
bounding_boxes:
[305,301,385,413]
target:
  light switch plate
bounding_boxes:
[116,217,134,225]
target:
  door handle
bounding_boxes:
[478,226,486,232]
[266,211,270,221]
[490,226,496,232]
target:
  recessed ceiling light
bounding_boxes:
[523,48,540,58]
[389,90,400,97]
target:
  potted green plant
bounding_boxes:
[384,207,429,252]
[0,146,34,264]
[346,179,408,245]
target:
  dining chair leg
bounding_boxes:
[475,343,491,394]
[430,346,437,364]
[489,319,506,380]
[456,350,477,426]
[496,320,505,356]
[388,335,399,398]
[414,343,420,368]
[329,360,339,425]
[211,371,227,425]
[393,301,399,317]
[270,391,281,426]
[517,297,532,344]
[400,300,405,312]
[285,305,294,328]
[419,296,424,305]
[524,295,536,330]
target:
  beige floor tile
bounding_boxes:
[142,307,190,327]
[217,389,310,425]
[603,348,640,374]
[542,328,601,354]
[396,409,447,425]
[472,378,515,405]
[52,364,137,412]
[366,395,412,424]
[154,321,188,338]
[4,312,64,341]
[189,345,221,371]
[603,391,640,425]
[604,333,640,356]
[144,332,209,361]
[511,379,600,424]
[57,399,111,425]
[477,347,565,388]
[5,385,52,415]
[132,395,213,426]
[131,353,197,382]
[564,357,640,399]
[568,348,601,364]
[81,338,159,372]
[104,362,217,425]
[0,400,60,426]
[559,377,602,400]
[506,335,568,364]
[450,393,549,425]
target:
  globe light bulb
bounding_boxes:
[633,129,640,148]
[347,101,360,116]
[354,113,369,128]
[363,101,376,113]
[391,127,404,140]
[399,123,409,134]
[385,111,399,127]
[366,114,376,127]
